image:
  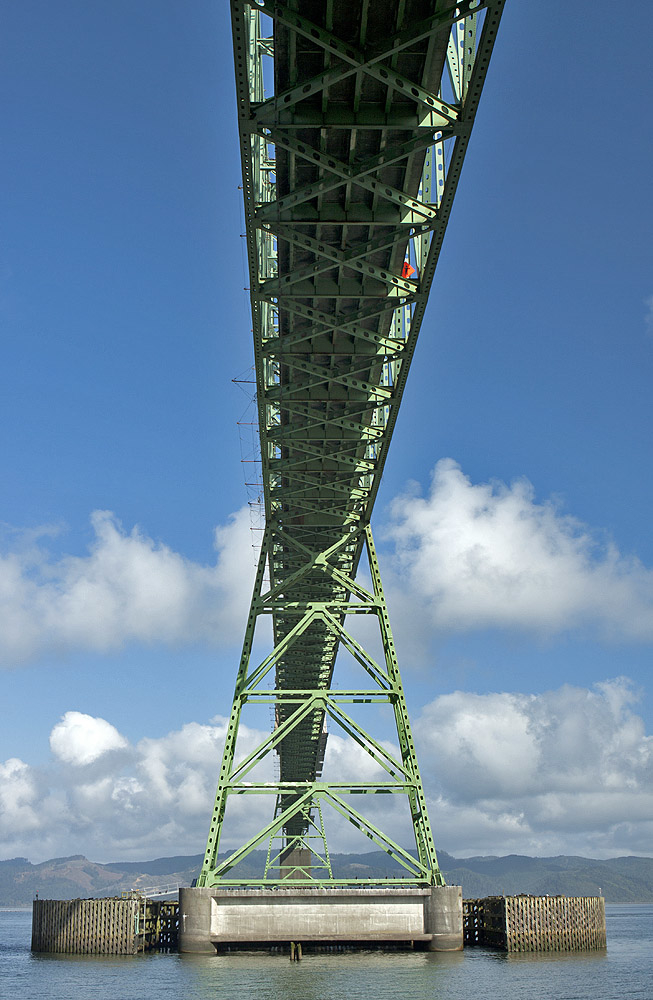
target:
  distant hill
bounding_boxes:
[2,850,652,906]
[435,852,653,902]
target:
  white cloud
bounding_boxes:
[323,731,399,782]
[384,459,653,639]
[2,681,651,863]
[0,758,40,834]
[0,507,255,666]
[415,677,653,856]
[2,460,651,669]
[0,712,273,862]
[50,711,128,766]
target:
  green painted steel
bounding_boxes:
[198,0,504,889]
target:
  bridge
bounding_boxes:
[181,0,505,952]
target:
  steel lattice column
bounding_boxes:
[199,521,442,887]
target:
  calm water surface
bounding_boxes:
[1,905,650,1000]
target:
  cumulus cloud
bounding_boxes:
[2,681,651,862]
[415,677,653,856]
[323,731,399,783]
[0,507,255,666]
[0,712,271,862]
[50,712,128,766]
[384,459,653,639]
[3,461,652,669]
[0,758,40,834]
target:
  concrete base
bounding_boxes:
[424,885,463,951]
[178,885,462,954]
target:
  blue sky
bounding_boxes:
[1,1,652,864]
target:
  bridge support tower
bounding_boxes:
[181,0,505,951]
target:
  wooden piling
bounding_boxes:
[462,895,606,952]
[31,897,179,955]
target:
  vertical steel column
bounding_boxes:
[198,520,443,887]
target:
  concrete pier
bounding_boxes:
[178,885,463,954]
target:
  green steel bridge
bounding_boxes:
[198,0,505,889]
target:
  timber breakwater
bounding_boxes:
[32,892,605,955]
[31,896,178,955]
[463,895,606,952]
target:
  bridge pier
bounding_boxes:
[178,885,463,954]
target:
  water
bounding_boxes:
[1,906,650,1000]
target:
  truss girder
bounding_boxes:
[198,0,504,889]
[199,524,442,887]
[234,0,505,538]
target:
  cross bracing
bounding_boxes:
[198,0,504,889]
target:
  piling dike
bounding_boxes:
[31,897,178,954]
[463,895,606,952]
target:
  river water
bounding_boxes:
[1,905,650,1000]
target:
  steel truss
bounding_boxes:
[198,0,504,888]
[198,521,441,887]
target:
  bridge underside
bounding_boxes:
[197,0,504,891]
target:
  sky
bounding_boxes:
[1,1,652,866]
